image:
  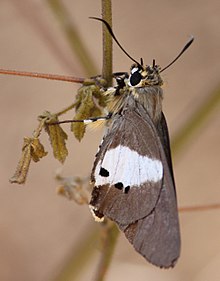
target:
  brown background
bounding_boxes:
[0,1,220,280]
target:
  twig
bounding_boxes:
[179,203,220,213]
[55,102,79,117]
[93,222,119,281]
[101,0,113,87]
[0,69,84,83]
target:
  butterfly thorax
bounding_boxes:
[106,63,164,124]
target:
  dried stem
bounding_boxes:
[179,203,220,213]
[55,102,79,117]
[93,222,119,281]
[33,118,47,138]
[0,68,84,83]
[101,0,113,87]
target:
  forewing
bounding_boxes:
[90,106,164,225]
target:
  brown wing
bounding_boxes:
[90,102,180,267]
[90,104,163,225]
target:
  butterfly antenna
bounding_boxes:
[90,17,142,68]
[160,36,194,73]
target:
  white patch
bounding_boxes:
[84,117,107,124]
[131,67,139,74]
[94,145,163,188]
[97,118,106,121]
[84,119,93,124]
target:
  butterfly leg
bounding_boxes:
[50,113,112,125]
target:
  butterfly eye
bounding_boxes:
[129,70,142,86]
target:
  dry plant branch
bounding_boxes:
[93,222,119,281]
[101,0,113,87]
[0,69,84,83]
[179,203,220,213]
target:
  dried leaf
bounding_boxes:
[10,138,32,184]
[10,137,47,184]
[43,112,68,163]
[71,84,107,141]
[56,172,90,205]
[31,138,48,162]
[92,86,108,108]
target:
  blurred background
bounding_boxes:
[0,0,220,280]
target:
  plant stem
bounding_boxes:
[55,102,78,117]
[0,69,84,83]
[101,0,113,87]
[179,203,220,213]
[93,222,119,281]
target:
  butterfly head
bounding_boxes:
[128,62,163,88]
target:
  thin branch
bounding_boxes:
[101,0,113,87]
[55,102,79,117]
[179,203,220,213]
[0,69,84,83]
[93,222,119,281]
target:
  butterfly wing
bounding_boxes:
[120,130,180,267]
[90,104,163,224]
[90,102,180,267]
[157,112,176,187]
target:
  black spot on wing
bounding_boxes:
[99,167,109,177]
[124,185,130,194]
[114,183,130,193]
[114,182,123,190]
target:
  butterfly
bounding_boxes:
[86,18,193,268]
